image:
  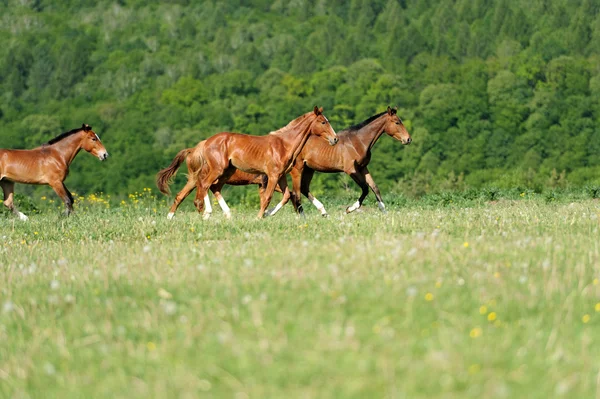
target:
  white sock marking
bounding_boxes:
[18,212,28,221]
[203,194,212,214]
[167,212,175,220]
[377,201,386,212]
[347,201,361,213]
[310,197,328,215]
[217,196,231,218]
[267,201,284,217]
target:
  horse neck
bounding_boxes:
[350,117,386,155]
[276,117,314,163]
[49,132,84,166]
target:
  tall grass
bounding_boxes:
[1,192,599,398]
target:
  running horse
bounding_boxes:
[156,106,338,219]
[0,124,109,220]
[212,107,411,217]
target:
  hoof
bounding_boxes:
[167,212,175,220]
[321,213,329,218]
[18,212,29,221]
[224,212,232,220]
[202,212,211,220]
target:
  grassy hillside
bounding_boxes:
[1,0,600,199]
[1,197,600,397]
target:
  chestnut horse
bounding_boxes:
[213,107,411,217]
[0,124,109,220]
[156,106,338,219]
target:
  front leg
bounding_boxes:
[49,181,74,216]
[258,175,281,219]
[364,168,386,213]
[346,169,369,214]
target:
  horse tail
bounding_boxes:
[156,148,192,195]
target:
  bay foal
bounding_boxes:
[157,106,338,219]
[219,107,411,217]
[0,124,109,219]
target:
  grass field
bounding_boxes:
[1,191,600,398]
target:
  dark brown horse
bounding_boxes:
[156,106,338,219]
[214,107,410,217]
[0,124,109,220]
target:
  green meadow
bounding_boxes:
[1,191,600,398]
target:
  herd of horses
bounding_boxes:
[0,106,411,220]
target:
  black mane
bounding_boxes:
[344,112,387,133]
[45,127,84,145]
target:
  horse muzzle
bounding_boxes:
[329,137,339,146]
[98,152,109,161]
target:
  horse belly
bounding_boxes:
[1,154,47,184]
[303,146,344,173]
[229,146,267,175]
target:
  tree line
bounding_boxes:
[1,0,599,199]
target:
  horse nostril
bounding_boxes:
[407,138,412,144]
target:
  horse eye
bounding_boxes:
[395,122,400,125]
[321,121,326,125]
[92,138,97,141]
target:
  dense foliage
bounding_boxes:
[1,0,600,199]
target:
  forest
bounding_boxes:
[1,0,600,199]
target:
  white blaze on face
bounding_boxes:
[94,133,100,141]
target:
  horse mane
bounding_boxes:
[269,112,314,136]
[45,127,85,145]
[341,112,387,134]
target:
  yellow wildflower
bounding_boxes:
[147,342,156,351]
[479,306,487,315]
[595,303,600,312]
[487,312,497,321]
[583,314,591,323]
[425,293,434,301]
[463,242,469,248]
[470,327,482,338]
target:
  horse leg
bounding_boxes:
[346,169,369,214]
[265,177,291,217]
[167,178,196,219]
[194,183,212,220]
[257,175,281,219]
[301,168,328,217]
[49,181,74,216]
[209,168,235,219]
[0,181,27,221]
[290,166,305,216]
[364,167,386,213]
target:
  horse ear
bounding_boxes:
[318,107,323,114]
[393,106,398,115]
[313,105,320,115]
[387,106,393,115]
[82,124,91,131]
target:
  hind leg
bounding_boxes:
[265,177,291,217]
[300,168,328,217]
[167,178,196,219]
[0,180,27,221]
[210,167,236,219]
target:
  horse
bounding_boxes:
[0,124,109,220]
[156,106,338,219]
[210,107,411,217]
